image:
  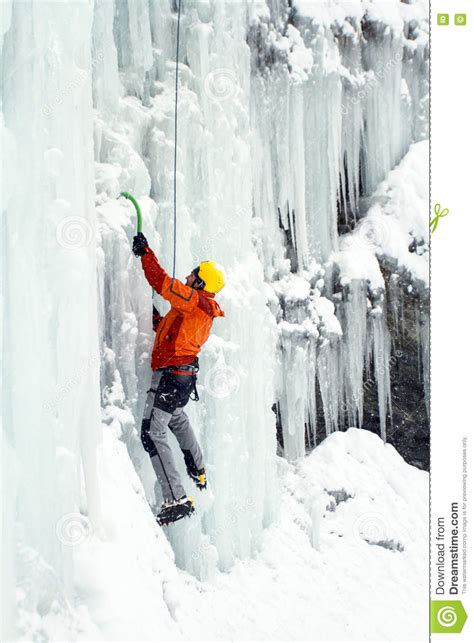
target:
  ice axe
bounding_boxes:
[119,191,160,316]
[119,191,143,234]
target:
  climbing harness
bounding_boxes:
[146,360,199,417]
[163,358,200,403]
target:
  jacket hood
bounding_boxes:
[201,290,225,317]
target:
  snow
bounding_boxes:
[1,0,429,640]
[366,140,429,286]
[286,24,315,82]
[16,428,428,641]
[273,272,311,302]
[332,243,385,290]
[332,140,429,289]
[293,0,428,34]
[314,294,343,337]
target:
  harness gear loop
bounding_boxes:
[164,359,199,402]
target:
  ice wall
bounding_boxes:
[92,0,428,483]
[93,0,281,575]
[1,0,101,637]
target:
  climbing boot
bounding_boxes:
[157,496,195,526]
[188,468,207,491]
[183,450,207,490]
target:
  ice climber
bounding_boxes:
[132,232,225,526]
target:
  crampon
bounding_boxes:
[157,496,195,526]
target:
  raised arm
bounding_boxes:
[133,234,198,313]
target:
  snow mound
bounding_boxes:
[22,427,427,641]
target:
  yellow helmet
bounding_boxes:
[196,260,226,294]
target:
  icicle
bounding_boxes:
[305,335,318,449]
[370,300,392,442]
[388,273,401,338]
[317,338,341,435]
[339,280,368,427]
[420,305,430,416]
[279,326,309,462]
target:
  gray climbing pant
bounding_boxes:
[140,368,204,502]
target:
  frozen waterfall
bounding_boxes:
[1,0,429,638]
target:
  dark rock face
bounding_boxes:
[383,272,429,470]
[314,273,429,471]
[275,269,430,471]
[360,316,429,472]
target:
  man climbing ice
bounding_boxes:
[132,232,225,526]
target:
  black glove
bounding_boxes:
[132,232,149,257]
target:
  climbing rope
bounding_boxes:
[172,0,183,279]
[120,1,185,297]
[167,0,194,301]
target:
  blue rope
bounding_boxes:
[168,0,193,302]
[172,0,182,279]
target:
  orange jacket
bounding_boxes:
[141,248,225,370]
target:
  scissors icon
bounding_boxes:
[430,203,449,233]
